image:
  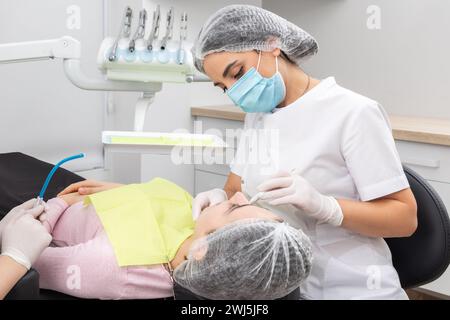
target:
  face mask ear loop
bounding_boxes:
[275,55,279,73]
[256,50,262,71]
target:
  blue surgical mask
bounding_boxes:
[227,52,286,113]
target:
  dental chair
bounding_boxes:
[1,153,297,300]
[2,153,450,299]
[385,165,450,289]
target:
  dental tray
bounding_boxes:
[102,131,227,147]
[97,37,195,83]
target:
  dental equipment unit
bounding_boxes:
[0,4,225,160]
[34,153,85,207]
[97,6,194,85]
[129,9,147,53]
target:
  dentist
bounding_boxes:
[60,4,418,300]
[189,5,417,299]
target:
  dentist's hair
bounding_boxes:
[191,4,318,74]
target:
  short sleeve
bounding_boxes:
[341,103,409,201]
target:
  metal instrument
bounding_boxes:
[128,9,147,53]
[177,12,188,64]
[146,5,161,51]
[160,7,174,50]
[108,6,133,62]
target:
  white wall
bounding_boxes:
[0,0,106,172]
[263,0,450,119]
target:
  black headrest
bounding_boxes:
[4,269,40,300]
[0,152,85,218]
[385,165,450,288]
[173,281,301,300]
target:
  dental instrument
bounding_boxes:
[129,9,147,53]
[34,153,85,207]
[160,7,174,50]
[146,5,161,51]
[177,12,188,65]
[109,6,133,62]
[248,169,299,204]
[249,191,265,204]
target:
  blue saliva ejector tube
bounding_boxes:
[34,153,85,207]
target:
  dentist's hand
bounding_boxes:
[0,199,45,247]
[192,188,228,220]
[1,213,52,270]
[58,180,123,196]
[257,171,344,226]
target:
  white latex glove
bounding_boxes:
[192,188,228,220]
[0,199,45,246]
[1,213,52,270]
[257,171,344,226]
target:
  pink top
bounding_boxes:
[33,198,174,299]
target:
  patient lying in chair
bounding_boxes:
[34,178,312,300]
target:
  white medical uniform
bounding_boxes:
[230,77,410,300]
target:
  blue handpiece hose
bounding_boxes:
[34,153,85,207]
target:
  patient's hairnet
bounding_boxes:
[192,4,318,73]
[173,218,313,300]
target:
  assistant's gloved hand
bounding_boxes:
[257,171,344,226]
[192,188,228,220]
[1,213,52,270]
[0,199,45,247]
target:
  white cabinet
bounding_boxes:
[192,116,241,195]
[195,117,244,136]
[195,169,228,194]
[395,141,450,183]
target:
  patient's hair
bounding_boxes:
[173,218,312,300]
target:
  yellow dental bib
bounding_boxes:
[84,178,195,266]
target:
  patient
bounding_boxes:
[34,178,312,300]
